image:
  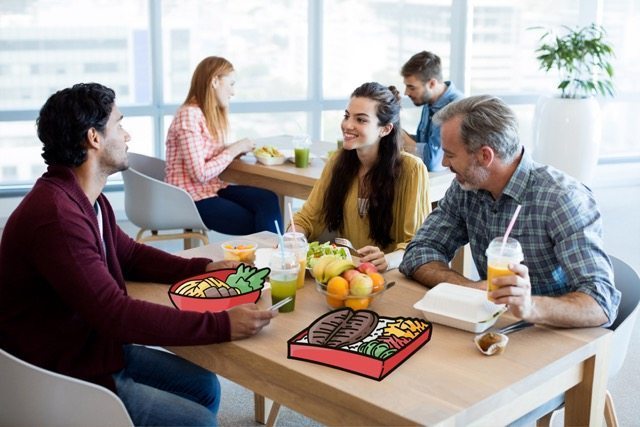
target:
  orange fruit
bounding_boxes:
[345,297,370,310]
[327,276,349,299]
[326,296,344,308]
[368,272,385,293]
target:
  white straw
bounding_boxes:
[288,202,296,234]
[500,205,522,256]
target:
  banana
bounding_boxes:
[312,255,339,283]
[322,258,356,283]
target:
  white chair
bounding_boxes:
[0,347,133,427]
[535,255,640,427]
[123,152,209,249]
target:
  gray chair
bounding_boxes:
[122,152,209,249]
[0,347,133,426]
[535,255,640,427]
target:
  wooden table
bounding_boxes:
[127,232,611,426]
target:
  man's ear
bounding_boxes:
[427,78,438,89]
[86,128,101,150]
[478,145,495,167]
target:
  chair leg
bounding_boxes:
[266,402,281,427]
[604,390,618,427]
[536,411,554,427]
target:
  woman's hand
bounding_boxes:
[229,138,255,157]
[357,245,388,272]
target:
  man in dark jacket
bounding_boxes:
[0,83,275,426]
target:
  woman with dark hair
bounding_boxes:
[165,56,283,234]
[292,82,431,271]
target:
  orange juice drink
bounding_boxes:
[485,237,523,301]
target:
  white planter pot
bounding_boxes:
[533,96,602,185]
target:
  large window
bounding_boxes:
[1,0,639,190]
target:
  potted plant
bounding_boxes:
[531,23,615,185]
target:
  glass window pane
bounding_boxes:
[161,0,308,103]
[0,121,43,186]
[0,0,151,110]
[323,0,453,99]
[469,0,580,95]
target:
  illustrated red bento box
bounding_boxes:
[287,308,432,381]
[168,265,269,312]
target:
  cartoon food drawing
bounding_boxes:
[288,308,432,380]
[169,264,270,312]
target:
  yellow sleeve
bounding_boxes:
[292,155,337,241]
[393,153,431,251]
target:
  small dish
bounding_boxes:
[221,240,258,263]
[474,332,509,356]
[255,154,286,166]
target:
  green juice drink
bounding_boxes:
[269,251,299,313]
[270,273,298,312]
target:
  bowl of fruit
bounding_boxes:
[312,255,392,310]
[254,145,286,165]
[221,240,258,263]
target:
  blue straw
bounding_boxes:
[274,220,286,259]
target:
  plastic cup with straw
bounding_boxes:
[283,205,309,288]
[270,220,298,312]
[486,205,524,301]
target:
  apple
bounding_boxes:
[349,273,373,297]
[357,262,377,275]
[341,268,359,282]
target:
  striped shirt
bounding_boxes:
[400,150,620,326]
[165,105,233,201]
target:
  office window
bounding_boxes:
[161,0,308,103]
[469,0,580,95]
[323,0,453,99]
[0,1,151,110]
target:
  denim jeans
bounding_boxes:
[113,345,220,426]
[195,185,283,235]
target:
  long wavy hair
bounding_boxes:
[184,56,234,142]
[321,82,402,248]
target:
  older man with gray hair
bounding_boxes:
[400,95,619,328]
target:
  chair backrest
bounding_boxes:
[0,347,133,427]
[608,255,640,379]
[122,152,208,231]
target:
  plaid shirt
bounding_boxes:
[165,105,232,201]
[400,150,620,326]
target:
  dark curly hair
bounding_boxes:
[322,82,402,248]
[37,83,115,167]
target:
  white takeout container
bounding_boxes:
[413,283,505,333]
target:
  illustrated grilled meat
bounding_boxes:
[204,286,239,298]
[308,308,378,347]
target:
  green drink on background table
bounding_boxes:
[337,139,344,150]
[293,135,311,168]
[269,251,299,312]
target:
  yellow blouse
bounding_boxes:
[293,151,431,253]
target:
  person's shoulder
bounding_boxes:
[528,162,594,202]
[399,150,425,169]
[176,104,204,120]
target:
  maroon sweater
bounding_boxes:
[0,166,230,391]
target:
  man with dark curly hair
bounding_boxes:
[0,83,275,426]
